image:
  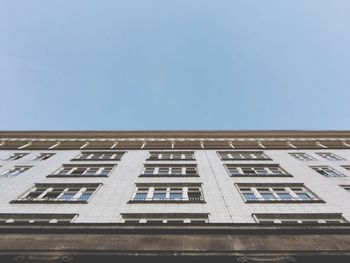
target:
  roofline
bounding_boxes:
[0,130,350,139]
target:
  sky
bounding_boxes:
[0,0,350,131]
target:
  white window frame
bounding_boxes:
[1,166,31,177]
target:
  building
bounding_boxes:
[0,130,349,263]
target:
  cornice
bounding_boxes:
[0,130,350,139]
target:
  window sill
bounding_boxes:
[245,199,325,204]
[139,174,199,177]
[47,175,109,178]
[128,200,206,204]
[10,200,89,204]
[221,158,273,161]
[146,158,196,161]
[70,159,121,161]
[230,174,293,177]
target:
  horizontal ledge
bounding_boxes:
[10,200,89,204]
[139,174,200,177]
[0,223,350,234]
[245,200,325,204]
[128,200,206,204]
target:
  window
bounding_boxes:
[1,166,31,177]
[141,164,198,177]
[316,152,345,161]
[0,214,77,224]
[130,184,204,203]
[237,183,322,203]
[289,153,316,161]
[148,151,195,160]
[12,183,101,203]
[32,153,55,161]
[218,151,271,160]
[253,213,347,224]
[122,213,208,224]
[72,151,125,161]
[225,164,291,177]
[311,166,346,178]
[4,153,29,161]
[48,164,115,177]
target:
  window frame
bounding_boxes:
[1,166,32,177]
[0,213,78,224]
[71,151,125,161]
[217,151,271,161]
[129,183,205,203]
[121,213,209,224]
[236,183,323,203]
[289,152,316,161]
[224,163,292,177]
[47,164,116,177]
[253,213,347,224]
[31,153,55,161]
[140,164,199,177]
[310,166,346,178]
[4,153,29,161]
[11,183,102,204]
[316,152,345,161]
[147,151,195,161]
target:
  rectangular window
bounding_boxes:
[311,166,346,178]
[122,213,209,224]
[0,214,77,224]
[225,164,291,177]
[236,183,322,203]
[130,184,204,203]
[4,153,29,161]
[49,164,115,177]
[141,164,198,177]
[148,151,195,160]
[32,153,55,161]
[1,166,31,177]
[72,151,125,161]
[316,152,345,161]
[12,183,101,203]
[253,213,347,224]
[218,151,271,160]
[289,153,316,161]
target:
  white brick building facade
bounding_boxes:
[0,131,349,262]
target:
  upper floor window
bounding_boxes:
[225,164,291,177]
[311,166,346,178]
[289,153,316,161]
[122,213,208,224]
[48,164,115,177]
[218,151,271,160]
[316,152,345,161]
[32,153,55,161]
[130,184,204,203]
[253,213,347,224]
[141,164,198,177]
[1,166,31,177]
[72,151,125,161]
[147,151,195,161]
[0,213,77,224]
[4,153,29,161]
[236,183,322,203]
[12,183,101,203]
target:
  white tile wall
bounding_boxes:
[0,149,349,223]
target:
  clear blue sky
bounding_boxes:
[0,1,349,130]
